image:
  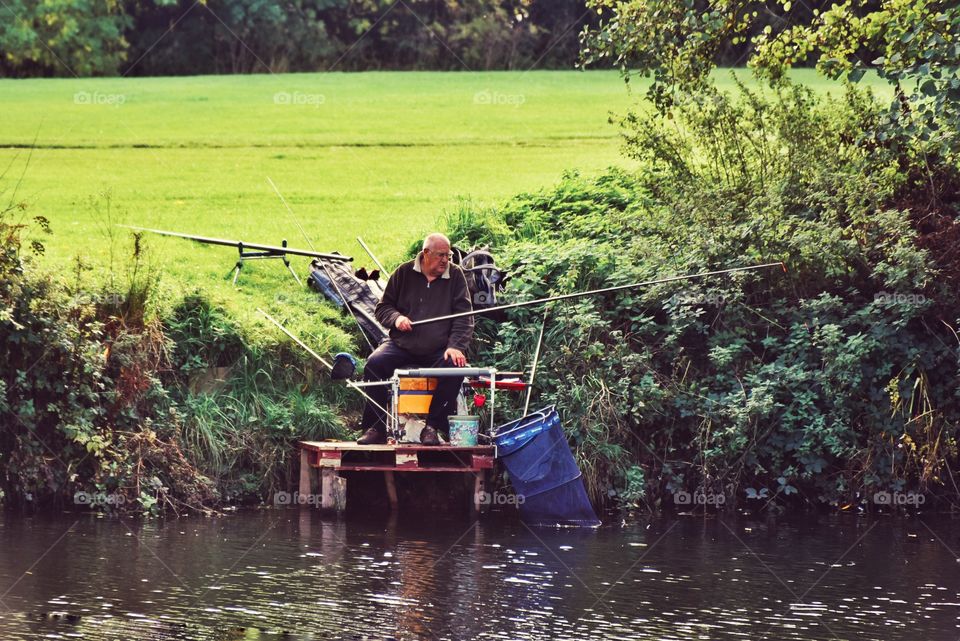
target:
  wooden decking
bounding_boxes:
[298,440,495,513]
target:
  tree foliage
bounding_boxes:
[0,0,131,76]
[123,0,339,75]
[444,82,960,511]
[582,1,960,156]
[0,0,590,76]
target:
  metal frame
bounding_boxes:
[232,239,302,286]
[121,225,353,286]
[389,367,498,441]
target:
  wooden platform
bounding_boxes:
[298,440,495,513]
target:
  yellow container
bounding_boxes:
[397,377,438,414]
[398,377,437,391]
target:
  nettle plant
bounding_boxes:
[444,80,959,511]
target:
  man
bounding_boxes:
[356,232,474,445]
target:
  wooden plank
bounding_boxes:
[384,471,398,509]
[299,440,493,453]
[319,450,342,468]
[396,452,419,468]
[472,455,495,470]
[472,471,487,515]
[299,448,311,498]
[321,468,336,510]
[332,475,347,512]
[394,446,494,453]
[300,441,396,452]
[337,465,488,473]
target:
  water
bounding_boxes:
[1,510,959,640]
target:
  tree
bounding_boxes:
[0,0,131,76]
[122,0,341,75]
[581,1,959,157]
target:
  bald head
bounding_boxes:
[420,232,452,280]
[422,233,451,252]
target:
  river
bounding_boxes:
[0,510,958,640]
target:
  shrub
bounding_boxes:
[0,206,352,513]
[444,81,960,511]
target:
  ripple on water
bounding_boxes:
[2,513,960,640]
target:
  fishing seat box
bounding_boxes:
[396,376,438,414]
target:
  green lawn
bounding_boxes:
[0,69,889,344]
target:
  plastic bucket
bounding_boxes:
[448,415,480,446]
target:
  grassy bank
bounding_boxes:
[0,70,890,325]
[1,70,643,346]
[7,69,936,516]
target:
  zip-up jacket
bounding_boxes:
[374,255,474,356]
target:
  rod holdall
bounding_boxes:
[453,246,505,310]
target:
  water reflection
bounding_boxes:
[0,511,958,640]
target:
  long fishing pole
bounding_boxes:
[411,262,786,327]
[267,177,314,255]
[119,225,352,262]
[523,309,548,416]
[356,236,388,275]
[256,308,391,417]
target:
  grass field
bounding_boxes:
[0,69,890,345]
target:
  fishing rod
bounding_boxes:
[410,262,786,327]
[523,310,548,416]
[266,176,314,253]
[119,225,353,262]
[357,236,388,275]
[256,309,390,417]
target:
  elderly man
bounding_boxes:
[356,232,474,445]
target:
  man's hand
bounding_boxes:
[394,315,413,332]
[444,347,467,367]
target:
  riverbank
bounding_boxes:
[2,70,957,516]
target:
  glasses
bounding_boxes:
[425,249,453,260]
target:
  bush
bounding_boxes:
[0,209,353,514]
[443,80,960,511]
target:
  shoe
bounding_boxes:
[357,427,386,445]
[420,426,441,446]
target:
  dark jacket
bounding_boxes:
[374,255,474,355]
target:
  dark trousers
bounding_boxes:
[360,340,464,434]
